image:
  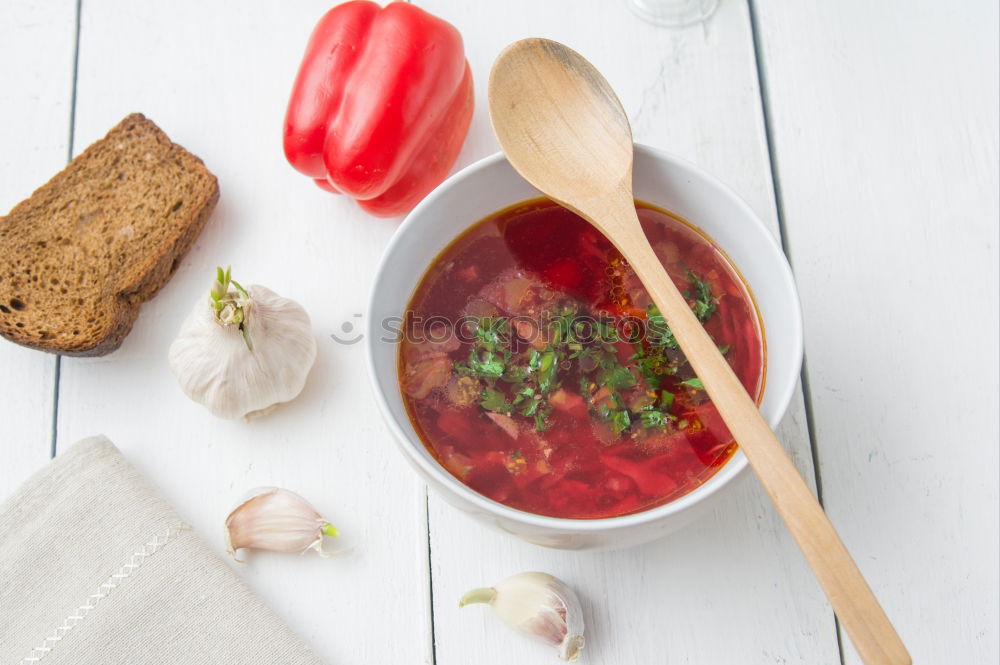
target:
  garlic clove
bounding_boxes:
[224,487,338,561]
[460,571,585,661]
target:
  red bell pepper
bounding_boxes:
[283,1,474,217]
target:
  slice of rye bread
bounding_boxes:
[0,113,219,356]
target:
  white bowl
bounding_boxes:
[366,144,802,551]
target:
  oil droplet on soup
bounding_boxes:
[399,199,764,519]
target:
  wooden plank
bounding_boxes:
[0,0,75,495]
[421,1,841,663]
[54,2,431,662]
[752,1,999,663]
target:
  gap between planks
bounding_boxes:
[425,489,439,665]
[51,0,83,461]
[746,1,845,663]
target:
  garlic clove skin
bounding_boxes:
[169,279,317,420]
[460,572,585,661]
[224,487,338,561]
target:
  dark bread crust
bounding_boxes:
[0,114,219,356]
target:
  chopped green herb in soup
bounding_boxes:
[399,199,764,519]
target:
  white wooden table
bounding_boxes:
[2,1,996,663]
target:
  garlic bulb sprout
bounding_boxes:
[460,572,585,661]
[169,267,317,420]
[225,487,338,560]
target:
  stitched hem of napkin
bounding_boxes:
[19,521,190,665]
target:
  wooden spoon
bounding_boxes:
[488,38,910,665]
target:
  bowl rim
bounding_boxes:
[366,144,803,533]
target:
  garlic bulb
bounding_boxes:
[225,487,339,560]
[460,572,585,661]
[169,267,317,420]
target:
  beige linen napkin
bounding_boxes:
[0,435,325,665]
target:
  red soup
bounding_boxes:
[399,199,764,519]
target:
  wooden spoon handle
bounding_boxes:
[618,215,910,665]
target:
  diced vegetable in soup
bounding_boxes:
[399,199,764,519]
